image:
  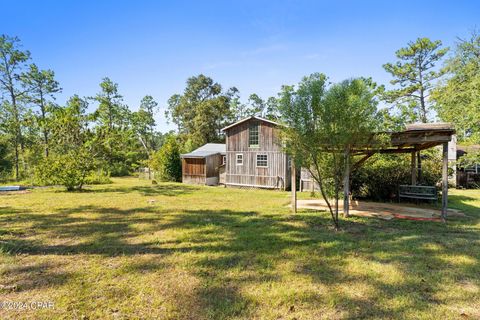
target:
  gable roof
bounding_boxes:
[181,143,226,158]
[221,116,280,132]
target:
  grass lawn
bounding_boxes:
[0,178,479,319]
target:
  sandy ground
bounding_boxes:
[295,199,465,221]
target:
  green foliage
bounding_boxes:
[166,74,233,149]
[91,78,139,176]
[0,137,12,179]
[35,148,96,191]
[21,63,61,157]
[85,169,112,185]
[150,135,182,182]
[278,73,381,228]
[0,34,31,180]
[432,30,480,143]
[351,152,442,201]
[132,95,159,153]
[383,37,448,123]
[457,150,480,169]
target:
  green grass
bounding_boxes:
[0,178,479,319]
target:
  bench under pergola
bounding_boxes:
[291,123,456,220]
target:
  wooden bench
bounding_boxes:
[399,185,438,202]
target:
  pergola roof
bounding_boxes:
[354,123,456,155]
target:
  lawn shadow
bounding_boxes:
[80,183,200,197]
[0,197,479,319]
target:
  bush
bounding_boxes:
[85,169,112,185]
[351,150,442,201]
[150,136,182,182]
[35,149,95,191]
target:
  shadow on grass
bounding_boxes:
[79,183,200,196]
[0,197,479,318]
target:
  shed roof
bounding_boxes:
[181,143,226,158]
[221,116,279,132]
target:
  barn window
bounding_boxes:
[249,123,259,147]
[236,154,243,165]
[222,156,226,165]
[256,154,268,167]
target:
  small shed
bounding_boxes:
[181,143,226,186]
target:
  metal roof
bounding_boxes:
[221,116,280,132]
[181,143,226,158]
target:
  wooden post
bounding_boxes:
[411,151,417,185]
[291,161,297,213]
[343,149,350,217]
[417,151,422,184]
[442,142,448,220]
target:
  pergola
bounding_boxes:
[291,123,456,220]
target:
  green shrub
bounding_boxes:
[34,149,95,191]
[150,136,182,182]
[351,150,442,201]
[85,169,112,185]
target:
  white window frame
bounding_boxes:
[236,153,243,166]
[222,156,226,165]
[256,154,268,168]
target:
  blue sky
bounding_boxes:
[2,0,479,131]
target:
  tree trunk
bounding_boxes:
[10,90,22,180]
[343,148,350,217]
[40,93,49,157]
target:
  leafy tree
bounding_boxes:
[247,93,265,116]
[0,136,11,178]
[92,78,136,175]
[35,148,95,191]
[166,74,232,148]
[265,96,280,121]
[383,38,448,123]
[278,74,381,229]
[49,95,91,153]
[0,34,31,179]
[36,95,96,191]
[21,63,61,157]
[132,95,159,153]
[150,135,182,182]
[432,31,480,143]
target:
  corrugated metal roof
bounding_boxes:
[181,143,226,158]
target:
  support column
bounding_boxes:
[343,149,350,217]
[442,142,448,220]
[411,151,417,185]
[291,161,297,213]
[417,151,422,184]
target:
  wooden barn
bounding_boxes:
[181,143,226,186]
[221,116,291,189]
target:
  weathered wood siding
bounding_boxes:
[182,154,223,185]
[219,166,226,184]
[182,158,206,185]
[225,118,290,189]
[205,154,222,178]
[300,167,320,191]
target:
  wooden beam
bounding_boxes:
[411,151,417,185]
[351,153,374,171]
[391,134,452,145]
[291,161,297,213]
[442,142,448,221]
